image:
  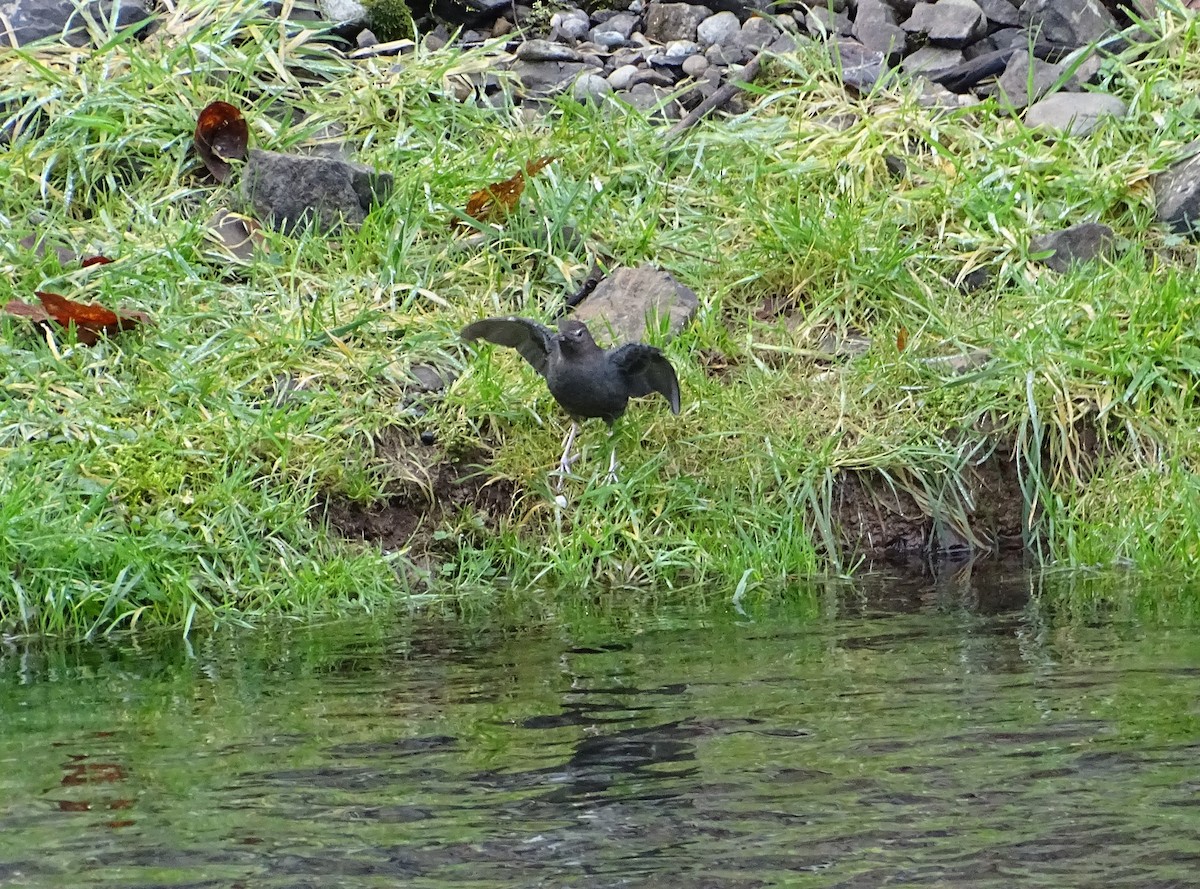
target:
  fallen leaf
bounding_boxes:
[194,101,249,183]
[17,233,78,266]
[2,292,152,345]
[80,255,115,268]
[457,155,555,230]
[3,299,51,323]
[896,326,909,352]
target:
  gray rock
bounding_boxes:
[241,149,392,235]
[1029,222,1115,271]
[769,32,799,54]
[573,73,614,102]
[902,0,987,48]
[607,63,640,89]
[697,10,740,45]
[601,12,639,37]
[997,51,1063,110]
[644,2,712,42]
[900,44,964,77]
[590,12,637,47]
[319,0,366,24]
[831,39,887,91]
[0,0,77,44]
[962,26,1022,59]
[572,265,700,345]
[618,82,683,120]
[678,67,724,109]
[0,0,153,47]
[511,60,591,95]
[609,46,651,68]
[1024,92,1127,136]
[706,41,752,66]
[975,0,1019,27]
[1154,142,1200,237]
[1065,53,1104,91]
[682,53,709,77]
[1019,0,1116,45]
[658,38,702,63]
[737,15,781,49]
[550,7,590,40]
[407,364,457,394]
[632,67,679,87]
[805,6,853,38]
[853,20,906,63]
[516,39,585,62]
[855,0,900,25]
[590,28,630,49]
[916,77,980,108]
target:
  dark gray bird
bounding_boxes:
[461,316,681,484]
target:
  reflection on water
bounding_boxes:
[1,565,1199,888]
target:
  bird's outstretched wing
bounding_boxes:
[461,317,554,377]
[610,343,681,414]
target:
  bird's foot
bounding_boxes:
[557,451,580,476]
[603,450,619,485]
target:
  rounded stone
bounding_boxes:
[591,28,629,49]
[661,39,702,63]
[681,54,708,77]
[607,63,639,90]
[697,11,740,46]
[550,8,591,40]
[573,72,614,102]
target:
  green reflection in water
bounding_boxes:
[1,568,1198,888]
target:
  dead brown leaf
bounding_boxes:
[2,292,152,345]
[456,155,556,230]
[194,101,249,183]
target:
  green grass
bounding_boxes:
[4,0,1200,637]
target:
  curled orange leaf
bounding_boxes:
[457,155,556,230]
[194,101,249,183]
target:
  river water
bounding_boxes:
[1,565,1198,888]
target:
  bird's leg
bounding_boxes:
[604,424,620,485]
[552,421,580,492]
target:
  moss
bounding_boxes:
[364,0,415,42]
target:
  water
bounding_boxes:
[1,567,1198,888]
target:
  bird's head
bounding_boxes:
[555,318,598,355]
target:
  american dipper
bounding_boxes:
[461,316,681,483]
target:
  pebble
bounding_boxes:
[516,39,585,62]
[550,9,590,40]
[607,64,639,90]
[573,72,613,103]
[661,39,702,64]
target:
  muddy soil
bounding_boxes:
[321,434,516,564]
[834,450,1028,557]
[323,436,1030,563]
